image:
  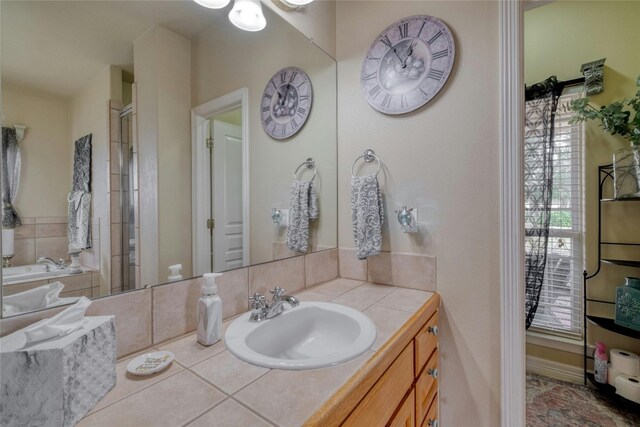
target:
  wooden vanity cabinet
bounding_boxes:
[305,294,440,427]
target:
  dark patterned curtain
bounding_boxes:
[524,76,564,329]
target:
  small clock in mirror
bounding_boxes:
[261,66,313,139]
[361,15,455,115]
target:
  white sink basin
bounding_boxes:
[224,302,377,370]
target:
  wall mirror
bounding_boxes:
[0,0,337,317]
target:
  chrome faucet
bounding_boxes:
[248,286,300,322]
[37,257,66,271]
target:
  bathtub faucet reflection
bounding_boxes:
[37,257,66,271]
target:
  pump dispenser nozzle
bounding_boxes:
[202,272,223,295]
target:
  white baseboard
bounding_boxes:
[526,355,584,384]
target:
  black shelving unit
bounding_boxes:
[583,164,640,409]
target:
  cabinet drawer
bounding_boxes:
[414,312,438,375]
[415,350,438,425]
[420,395,438,427]
[343,342,415,427]
[388,389,415,427]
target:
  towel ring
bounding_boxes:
[294,158,317,182]
[351,149,381,178]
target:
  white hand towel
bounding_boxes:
[2,282,65,316]
[23,296,92,344]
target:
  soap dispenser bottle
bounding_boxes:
[197,273,223,346]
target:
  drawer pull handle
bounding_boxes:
[428,419,439,427]
[427,325,439,336]
[428,368,438,378]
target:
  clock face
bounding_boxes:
[361,15,455,115]
[261,66,313,139]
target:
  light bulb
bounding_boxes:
[282,0,314,6]
[229,0,266,32]
[193,0,231,9]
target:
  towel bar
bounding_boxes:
[351,149,381,178]
[294,157,317,182]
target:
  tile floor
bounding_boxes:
[78,279,434,427]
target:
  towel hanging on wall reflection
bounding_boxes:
[68,134,92,250]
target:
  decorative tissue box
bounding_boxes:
[0,316,116,427]
[615,277,640,332]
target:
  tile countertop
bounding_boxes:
[77,278,436,427]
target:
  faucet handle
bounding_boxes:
[269,286,286,300]
[249,293,266,309]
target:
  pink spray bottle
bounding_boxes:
[594,341,608,384]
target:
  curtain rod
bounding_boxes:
[560,77,585,87]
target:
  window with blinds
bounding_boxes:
[530,91,585,337]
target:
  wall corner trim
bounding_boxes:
[500,1,526,426]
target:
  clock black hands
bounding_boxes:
[403,38,417,66]
[391,46,405,68]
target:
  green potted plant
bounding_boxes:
[570,75,640,198]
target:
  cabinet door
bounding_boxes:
[415,350,438,425]
[388,389,415,427]
[343,342,415,427]
[420,395,438,427]
[414,312,438,375]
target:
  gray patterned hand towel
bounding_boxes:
[286,180,319,253]
[351,174,384,260]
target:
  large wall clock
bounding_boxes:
[361,15,455,115]
[261,66,313,139]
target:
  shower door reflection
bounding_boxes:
[119,106,136,291]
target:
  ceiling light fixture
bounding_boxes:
[281,0,314,6]
[193,0,231,9]
[229,0,266,32]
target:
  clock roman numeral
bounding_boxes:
[297,107,307,115]
[280,71,287,83]
[400,95,408,109]
[369,84,382,99]
[264,116,272,126]
[262,106,270,113]
[297,81,306,88]
[264,93,272,100]
[367,55,381,62]
[291,117,298,129]
[289,71,298,83]
[280,124,287,136]
[427,69,444,80]
[381,94,392,108]
[363,71,377,81]
[417,21,427,38]
[271,81,278,91]
[419,87,430,99]
[428,30,443,45]
[380,35,393,49]
[431,49,448,60]
[398,23,409,39]
[299,94,309,102]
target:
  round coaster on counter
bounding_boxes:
[126,351,175,376]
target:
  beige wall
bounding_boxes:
[337,2,500,426]
[134,26,192,285]
[525,1,640,366]
[1,84,72,218]
[192,8,338,265]
[70,64,118,294]
[263,0,336,59]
